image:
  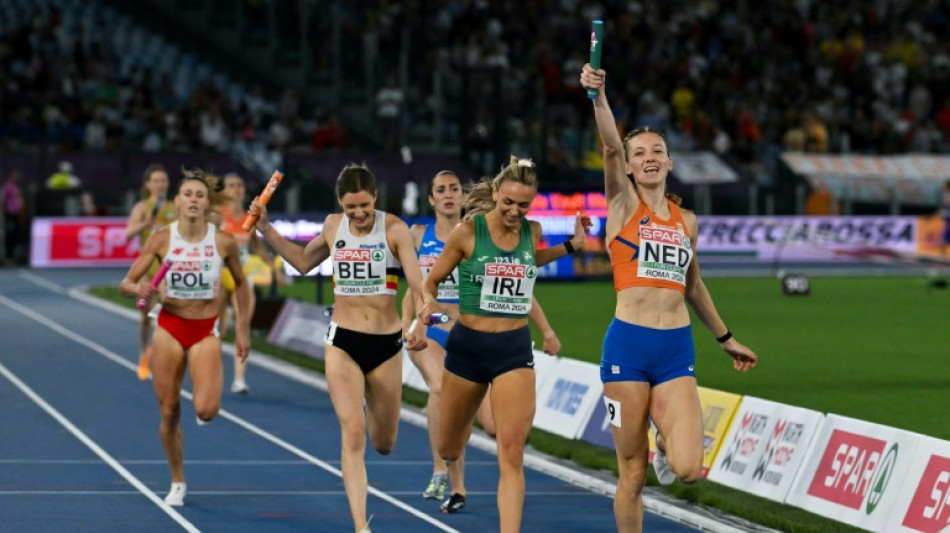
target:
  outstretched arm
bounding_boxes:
[580,64,632,202]
[683,216,757,372]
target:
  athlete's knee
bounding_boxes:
[495,437,525,471]
[369,430,396,455]
[669,455,703,483]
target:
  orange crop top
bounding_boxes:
[608,199,694,294]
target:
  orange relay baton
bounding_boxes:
[242,170,284,231]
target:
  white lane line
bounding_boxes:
[2,291,461,533]
[0,490,598,497]
[0,366,200,532]
[17,271,68,294]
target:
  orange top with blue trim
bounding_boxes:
[608,198,694,294]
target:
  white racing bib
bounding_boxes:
[479,262,536,314]
[420,254,459,301]
[333,248,388,295]
[638,225,692,288]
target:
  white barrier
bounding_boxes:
[707,397,824,503]
[786,414,919,532]
[886,434,950,532]
[533,358,603,439]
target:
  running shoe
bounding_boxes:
[652,425,676,485]
[137,346,152,380]
[440,493,466,514]
[164,482,187,506]
[422,472,448,500]
[196,415,211,426]
[230,379,249,394]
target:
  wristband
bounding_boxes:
[716,330,733,343]
[563,240,575,254]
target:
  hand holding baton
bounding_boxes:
[137,259,172,309]
[428,313,450,324]
[149,194,165,219]
[586,20,604,99]
[242,170,284,231]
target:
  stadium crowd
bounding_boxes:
[1,0,948,175]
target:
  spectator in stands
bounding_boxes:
[376,74,404,152]
[2,170,25,265]
[45,161,81,190]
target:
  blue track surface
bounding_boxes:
[0,267,700,532]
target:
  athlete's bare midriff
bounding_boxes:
[615,285,690,329]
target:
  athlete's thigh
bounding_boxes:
[324,345,368,425]
[439,371,487,444]
[603,380,651,459]
[187,336,224,407]
[489,368,535,439]
[151,328,187,403]
[364,348,404,432]
[650,376,703,452]
[408,341,445,388]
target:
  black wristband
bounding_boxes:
[563,240,575,254]
[716,330,733,343]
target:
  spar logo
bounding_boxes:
[334,249,373,262]
[371,249,385,262]
[806,429,896,514]
[902,454,950,532]
[419,255,437,268]
[485,263,537,278]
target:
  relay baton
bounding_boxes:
[149,194,165,218]
[586,20,604,99]
[137,259,172,309]
[242,170,284,231]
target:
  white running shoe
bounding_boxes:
[164,482,187,506]
[652,425,676,486]
[230,379,249,394]
[196,415,211,426]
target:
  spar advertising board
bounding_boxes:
[707,397,824,502]
[786,414,919,532]
[30,217,140,267]
[886,435,950,533]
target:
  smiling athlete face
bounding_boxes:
[339,190,377,232]
[492,180,537,231]
[430,174,462,219]
[624,132,673,188]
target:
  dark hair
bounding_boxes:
[139,164,168,200]
[462,156,538,221]
[336,163,377,199]
[429,170,460,198]
[178,168,230,208]
[621,126,682,206]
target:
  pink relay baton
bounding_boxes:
[137,259,172,309]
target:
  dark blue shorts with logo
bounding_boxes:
[445,321,533,383]
[600,318,696,386]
